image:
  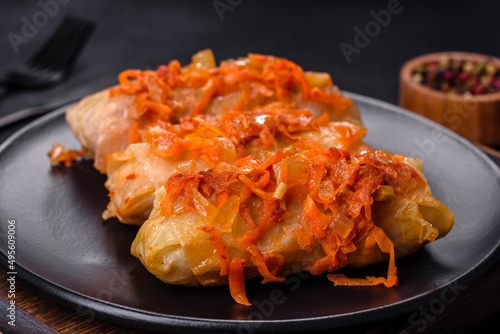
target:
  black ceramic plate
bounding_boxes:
[1,93,500,333]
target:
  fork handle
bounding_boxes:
[0,99,74,128]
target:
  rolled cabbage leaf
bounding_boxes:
[131,147,454,304]
[64,49,361,173]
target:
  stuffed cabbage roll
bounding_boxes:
[64,49,361,172]
[131,147,454,305]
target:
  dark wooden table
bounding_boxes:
[2,1,500,333]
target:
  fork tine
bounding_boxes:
[27,16,79,69]
[52,21,95,71]
[49,17,95,70]
[27,15,95,72]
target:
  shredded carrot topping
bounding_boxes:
[53,50,425,306]
[124,101,335,168]
[229,258,251,306]
[199,225,230,276]
[159,147,425,305]
[100,50,361,194]
[48,143,87,168]
[107,50,353,149]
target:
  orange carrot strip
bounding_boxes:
[309,87,350,106]
[239,199,280,246]
[327,226,397,287]
[128,120,142,144]
[307,157,326,195]
[229,258,251,306]
[255,171,270,188]
[193,117,228,138]
[118,69,142,86]
[315,112,330,127]
[341,127,367,149]
[257,146,294,171]
[48,144,86,168]
[216,190,230,209]
[199,225,230,276]
[160,174,195,216]
[246,244,285,283]
[238,175,276,200]
[239,204,258,230]
[145,101,173,117]
[371,225,398,287]
[303,195,328,239]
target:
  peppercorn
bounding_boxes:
[412,57,500,95]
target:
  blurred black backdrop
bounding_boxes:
[1,0,499,123]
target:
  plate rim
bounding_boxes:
[1,92,500,333]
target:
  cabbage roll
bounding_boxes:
[131,147,454,305]
[64,49,361,172]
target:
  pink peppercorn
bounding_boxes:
[458,72,469,81]
[444,71,454,81]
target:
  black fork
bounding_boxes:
[1,15,95,89]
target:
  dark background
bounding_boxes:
[1,0,499,333]
[1,0,500,137]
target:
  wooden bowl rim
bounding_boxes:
[400,51,500,102]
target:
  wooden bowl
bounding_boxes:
[399,52,500,147]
